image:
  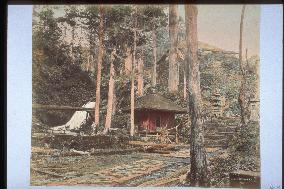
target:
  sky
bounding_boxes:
[179,5,260,57]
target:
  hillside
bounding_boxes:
[178,40,231,53]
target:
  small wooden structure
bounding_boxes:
[124,93,187,133]
[229,170,260,188]
[249,98,260,122]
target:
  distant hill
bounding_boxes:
[178,40,237,54]
[198,41,224,51]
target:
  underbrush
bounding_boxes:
[207,121,260,187]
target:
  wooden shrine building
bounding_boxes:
[124,93,187,133]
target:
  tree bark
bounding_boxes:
[152,28,157,87]
[184,5,208,186]
[86,55,90,71]
[137,49,144,96]
[168,5,179,93]
[104,50,115,134]
[239,6,245,76]
[238,5,249,126]
[112,88,117,116]
[130,8,137,137]
[93,5,104,133]
[71,25,75,63]
[183,69,187,100]
[124,46,132,75]
[179,50,187,100]
[91,55,95,73]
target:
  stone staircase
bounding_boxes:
[204,118,240,149]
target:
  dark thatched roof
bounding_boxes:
[123,93,187,114]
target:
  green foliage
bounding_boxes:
[199,52,256,115]
[33,8,95,126]
[33,5,259,130]
[33,8,64,60]
[207,121,260,187]
[228,121,260,157]
[139,5,168,30]
[33,5,170,128]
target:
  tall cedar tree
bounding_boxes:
[94,5,104,132]
[124,47,132,74]
[168,5,179,93]
[130,7,137,137]
[184,5,208,186]
[104,50,115,133]
[238,5,250,126]
[80,5,100,73]
[137,49,144,96]
[140,5,167,87]
[152,27,157,86]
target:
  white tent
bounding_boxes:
[52,101,95,131]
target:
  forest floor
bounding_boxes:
[30,146,221,186]
[30,119,260,187]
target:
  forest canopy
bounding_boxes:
[32,5,259,127]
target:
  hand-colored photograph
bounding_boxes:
[30,4,260,188]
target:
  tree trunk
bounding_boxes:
[238,5,249,126]
[245,48,249,68]
[137,49,144,96]
[130,8,137,137]
[168,5,179,93]
[86,55,90,71]
[91,55,95,73]
[124,46,132,75]
[183,68,187,100]
[184,5,208,186]
[71,26,75,63]
[152,28,157,87]
[179,49,187,100]
[104,50,115,134]
[112,88,117,116]
[93,5,104,133]
[239,5,245,75]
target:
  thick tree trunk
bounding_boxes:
[124,46,132,75]
[238,5,249,126]
[152,28,157,87]
[130,9,137,137]
[168,5,179,93]
[93,5,104,132]
[137,49,144,96]
[184,5,208,186]
[104,50,115,134]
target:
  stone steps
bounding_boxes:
[204,128,238,132]
[203,119,239,149]
[205,144,226,148]
[204,139,227,146]
[204,135,226,140]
